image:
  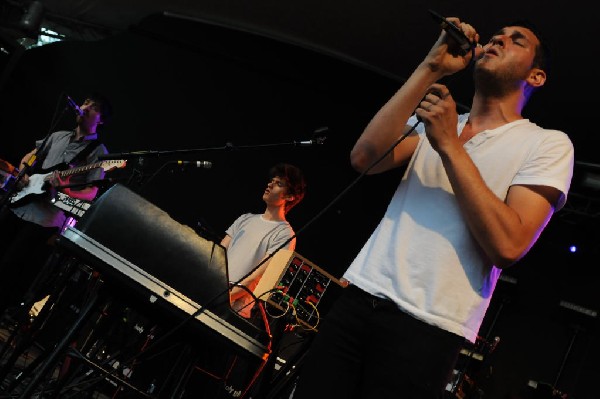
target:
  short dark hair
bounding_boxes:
[269,163,306,213]
[86,92,113,123]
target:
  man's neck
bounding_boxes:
[263,206,287,222]
[74,126,96,141]
[469,92,524,133]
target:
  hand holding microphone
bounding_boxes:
[428,10,479,56]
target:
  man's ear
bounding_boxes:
[527,68,546,88]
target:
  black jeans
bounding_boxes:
[292,284,464,399]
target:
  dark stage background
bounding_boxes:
[1,13,599,399]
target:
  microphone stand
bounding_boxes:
[98,138,326,161]
[98,132,328,189]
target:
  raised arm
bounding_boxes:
[350,16,481,175]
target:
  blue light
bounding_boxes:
[569,245,577,253]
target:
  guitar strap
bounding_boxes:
[68,140,101,166]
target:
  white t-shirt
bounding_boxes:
[225,213,295,317]
[343,114,574,342]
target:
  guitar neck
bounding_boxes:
[39,160,126,183]
[43,162,104,181]
[60,162,103,177]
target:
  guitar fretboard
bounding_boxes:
[43,160,125,181]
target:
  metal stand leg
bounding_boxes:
[261,329,315,399]
[0,251,77,384]
[16,290,99,398]
[264,348,309,399]
[553,324,582,390]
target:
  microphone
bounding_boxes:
[489,336,501,353]
[295,126,328,146]
[295,138,326,147]
[428,9,474,55]
[66,95,83,116]
[176,160,212,169]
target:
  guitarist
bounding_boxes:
[0,92,112,319]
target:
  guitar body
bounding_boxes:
[8,160,127,207]
[9,171,54,206]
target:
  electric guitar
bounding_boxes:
[9,159,127,206]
